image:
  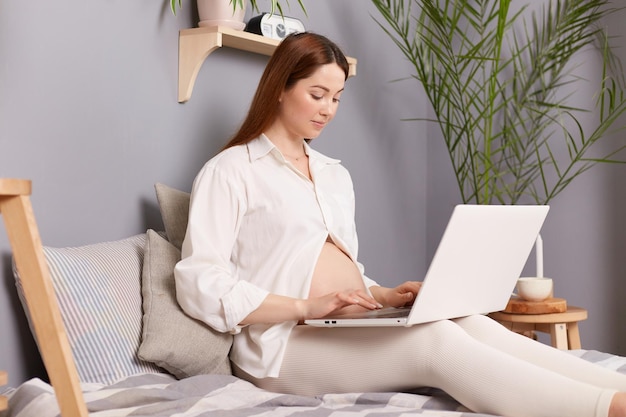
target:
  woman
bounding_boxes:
[174,32,626,417]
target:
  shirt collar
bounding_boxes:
[246,134,341,166]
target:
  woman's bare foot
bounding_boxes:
[609,392,626,417]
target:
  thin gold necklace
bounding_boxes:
[284,153,308,161]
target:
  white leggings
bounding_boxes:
[233,315,626,417]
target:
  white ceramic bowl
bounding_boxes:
[516,277,553,302]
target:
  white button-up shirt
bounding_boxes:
[174,134,379,378]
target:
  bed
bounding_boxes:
[4,349,626,417]
[2,179,626,417]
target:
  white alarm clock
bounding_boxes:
[245,13,306,40]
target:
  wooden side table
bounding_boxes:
[489,306,588,350]
[1,370,7,411]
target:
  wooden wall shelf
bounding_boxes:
[178,26,357,103]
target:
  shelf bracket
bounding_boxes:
[178,30,222,103]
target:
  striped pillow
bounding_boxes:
[16,234,162,385]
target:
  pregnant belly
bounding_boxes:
[308,240,370,314]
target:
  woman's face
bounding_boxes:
[275,63,345,141]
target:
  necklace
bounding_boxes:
[284,153,308,162]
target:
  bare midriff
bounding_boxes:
[308,238,370,315]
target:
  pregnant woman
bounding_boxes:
[174,31,626,417]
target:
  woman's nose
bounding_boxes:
[320,99,333,116]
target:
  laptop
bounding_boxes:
[305,204,550,327]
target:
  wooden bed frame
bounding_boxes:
[0,178,88,417]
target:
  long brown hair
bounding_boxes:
[222,32,349,150]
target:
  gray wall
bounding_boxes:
[0,0,624,386]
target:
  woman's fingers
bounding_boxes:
[305,289,384,320]
[385,282,422,307]
[399,281,422,294]
[343,289,382,309]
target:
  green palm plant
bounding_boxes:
[371,0,626,204]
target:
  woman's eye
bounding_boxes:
[311,94,322,100]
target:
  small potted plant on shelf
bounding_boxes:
[171,0,307,30]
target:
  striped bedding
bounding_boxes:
[2,350,626,417]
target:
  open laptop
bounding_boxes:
[305,204,550,327]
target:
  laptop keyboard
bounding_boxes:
[369,307,411,318]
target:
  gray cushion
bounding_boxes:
[154,183,190,250]
[138,229,232,378]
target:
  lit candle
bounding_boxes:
[536,234,543,278]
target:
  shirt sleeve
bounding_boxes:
[174,163,269,334]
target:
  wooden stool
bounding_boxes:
[0,179,88,417]
[489,306,588,350]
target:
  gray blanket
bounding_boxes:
[2,350,625,417]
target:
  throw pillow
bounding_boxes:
[14,234,163,385]
[138,229,233,378]
[154,183,190,250]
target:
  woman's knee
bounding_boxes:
[405,320,486,383]
[455,314,498,328]
[454,314,515,341]
[413,319,473,351]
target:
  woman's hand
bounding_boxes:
[299,289,383,320]
[370,281,422,308]
[241,290,383,326]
